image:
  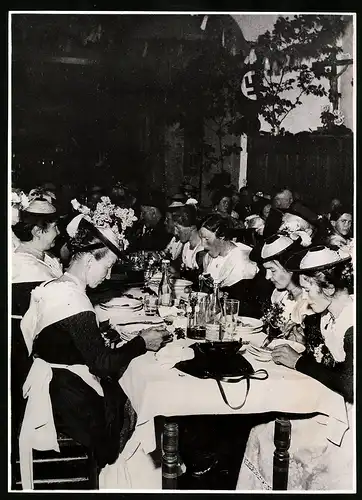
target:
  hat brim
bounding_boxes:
[249,236,299,264]
[83,219,123,259]
[285,248,351,273]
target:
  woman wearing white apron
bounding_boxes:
[18,198,170,489]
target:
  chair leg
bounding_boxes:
[272,415,291,490]
[88,451,99,489]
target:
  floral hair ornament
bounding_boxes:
[28,187,56,204]
[68,197,138,256]
[185,198,198,206]
[285,245,352,273]
[11,189,30,210]
[278,213,313,247]
[245,215,265,235]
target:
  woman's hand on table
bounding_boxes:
[271,344,303,369]
[139,326,173,352]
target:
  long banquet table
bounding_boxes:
[96,287,349,491]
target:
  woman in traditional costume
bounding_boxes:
[11,197,63,440]
[237,246,354,490]
[249,234,313,341]
[172,204,205,282]
[12,198,63,285]
[199,213,257,288]
[18,197,171,489]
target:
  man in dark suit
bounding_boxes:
[127,190,172,253]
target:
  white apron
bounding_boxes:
[18,275,104,490]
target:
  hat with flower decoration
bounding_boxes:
[66,196,137,258]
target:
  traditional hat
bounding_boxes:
[168,193,186,208]
[285,245,351,273]
[249,234,299,263]
[67,197,137,258]
[25,199,57,215]
[287,201,320,227]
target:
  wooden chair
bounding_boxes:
[11,318,99,490]
[11,430,99,490]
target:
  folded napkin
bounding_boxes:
[154,341,195,368]
[158,305,181,318]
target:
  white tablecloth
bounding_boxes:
[100,333,348,490]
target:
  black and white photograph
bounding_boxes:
[9,10,355,492]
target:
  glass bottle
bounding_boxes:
[205,280,223,342]
[158,259,173,306]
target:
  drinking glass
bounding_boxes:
[144,294,158,316]
[220,299,240,341]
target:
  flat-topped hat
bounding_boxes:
[249,234,298,263]
[285,245,352,273]
[168,193,186,208]
[24,198,57,215]
[287,201,320,226]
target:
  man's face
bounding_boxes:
[164,212,175,234]
[273,190,293,210]
[140,205,160,227]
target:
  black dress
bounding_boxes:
[32,311,147,468]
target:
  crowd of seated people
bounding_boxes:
[10,177,354,491]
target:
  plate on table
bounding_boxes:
[173,279,193,288]
[236,317,263,330]
[99,297,143,311]
[234,317,264,339]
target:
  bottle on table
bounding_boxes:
[186,292,207,340]
[158,259,174,306]
[205,280,223,342]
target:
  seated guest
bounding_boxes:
[199,214,257,289]
[322,197,342,220]
[172,205,205,283]
[237,246,353,490]
[264,199,319,241]
[11,197,63,443]
[272,187,294,211]
[19,201,171,483]
[249,234,312,339]
[12,198,63,285]
[87,184,108,210]
[163,209,183,265]
[127,191,172,253]
[212,188,245,239]
[234,186,254,221]
[181,182,198,203]
[327,205,353,252]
